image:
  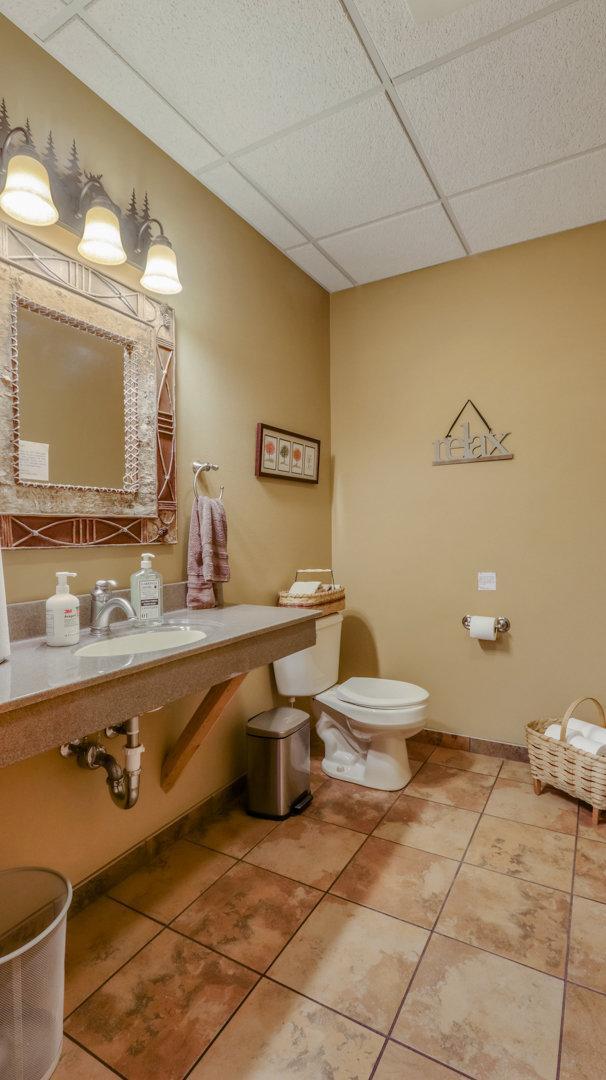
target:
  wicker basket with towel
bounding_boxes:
[278,568,345,616]
[526,696,606,827]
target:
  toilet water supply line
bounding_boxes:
[60,716,144,810]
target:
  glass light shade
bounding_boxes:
[140,239,182,295]
[0,153,58,226]
[77,204,126,265]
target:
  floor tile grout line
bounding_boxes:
[564,974,606,1001]
[380,768,500,1070]
[174,776,381,1072]
[177,821,586,1073]
[63,764,583,1075]
[426,746,504,778]
[460,851,574,896]
[186,816,282,858]
[179,759,441,1073]
[329,841,576,932]
[482,809,578,837]
[367,1037,390,1079]
[182,973,261,1080]
[63,808,272,1030]
[63,919,166,1023]
[555,800,581,1080]
[62,1033,127,1079]
[430,927,567,983]
[67,900,265,1077]
[374,1038,476,1080]
[181,784,407,1075]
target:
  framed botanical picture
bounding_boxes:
[255,423,320,484]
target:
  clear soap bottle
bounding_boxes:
[130,552,163,625]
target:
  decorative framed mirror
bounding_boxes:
[0,223,176,547]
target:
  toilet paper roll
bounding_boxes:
[469,615,497,641]
[0,547,10,663]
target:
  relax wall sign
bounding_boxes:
[433,400,513,466]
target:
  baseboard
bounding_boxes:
[411,729,529,762]
[70,774,246,917]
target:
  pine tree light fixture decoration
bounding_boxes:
[0,98,180,293]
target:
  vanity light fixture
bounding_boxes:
[136,218,182,295]
[77,176,127,266]
[0,126,59,226]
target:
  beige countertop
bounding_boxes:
[0,604,318,767]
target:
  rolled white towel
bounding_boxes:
[544,718,606,744]
[569,734,606,756]
[587,727,606,748]
[544,723,571,742]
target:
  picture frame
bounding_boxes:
[255,422,320,484]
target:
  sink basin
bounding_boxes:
[75,628,206,658]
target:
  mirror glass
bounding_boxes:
[16,304,127,489]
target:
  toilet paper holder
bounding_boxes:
[462,615,511,633]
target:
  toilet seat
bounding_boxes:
[316,680,428,730]
[336,677,429,710]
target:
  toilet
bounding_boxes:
[273,612,429,791]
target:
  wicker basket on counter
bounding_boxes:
[526,696,606,827]
[278,568,345,616]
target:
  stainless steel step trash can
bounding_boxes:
[247,706,312,818]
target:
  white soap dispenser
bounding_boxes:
[130,552,163,624]
[46,572,80,647]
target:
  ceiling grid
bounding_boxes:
[1,0,604,290]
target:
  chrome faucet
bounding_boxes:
[90,579,118,626]
[90,595,137,637]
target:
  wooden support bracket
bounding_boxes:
[161,673,247,792]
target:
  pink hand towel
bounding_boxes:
[187,495,230,609]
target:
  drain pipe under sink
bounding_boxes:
[60,716,145,809]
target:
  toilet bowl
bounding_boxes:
[273,612,430,792]
[314,677,429,790]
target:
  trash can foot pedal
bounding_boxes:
[291,791,313,814]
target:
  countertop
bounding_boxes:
[0,604,318,767]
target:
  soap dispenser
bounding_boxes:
[130,552,163,624]
[46,572,80,647]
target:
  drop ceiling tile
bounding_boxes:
[238,95,435,238]
[396,0,606,193]
[320,203,464,283]
[201,164,305,249]
[47,19,219,173]
[450,149,606,252]
[286,245,352,292]
[85,0,379,153]
[0,1,66,36]
[356,0,558,76]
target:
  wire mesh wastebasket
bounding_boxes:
[0,867,72,1080]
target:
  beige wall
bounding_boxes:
[331,221,606,746]
[0,18,331,883]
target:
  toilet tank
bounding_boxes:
[273,612,343,697]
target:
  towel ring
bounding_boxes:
[192,461,224,500]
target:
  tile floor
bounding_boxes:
[56,741,606,1079]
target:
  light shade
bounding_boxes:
[140,237,182,295]
[77,204,126,266]
[0,152,58,226]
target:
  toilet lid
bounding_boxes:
[336,677,429,709]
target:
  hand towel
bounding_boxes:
[187,496,230,609]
